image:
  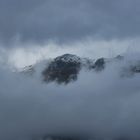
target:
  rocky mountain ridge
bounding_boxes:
[20,53,140,84]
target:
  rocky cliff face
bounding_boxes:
[42,54,81,84]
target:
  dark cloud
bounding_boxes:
[0,0,140,44]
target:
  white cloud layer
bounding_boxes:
[1,38,140,69]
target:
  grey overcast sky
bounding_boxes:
[0,0,140,45]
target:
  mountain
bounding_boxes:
[42,54,108,84]
[20,53,140,84]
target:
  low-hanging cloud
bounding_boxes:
[1,47,140,140]
[1,38,139,69]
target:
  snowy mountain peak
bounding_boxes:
[54,54,81,63]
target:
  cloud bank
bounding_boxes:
[0,38,139,69]
[0,47,140,140]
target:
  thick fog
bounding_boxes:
[0,41,140,140]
